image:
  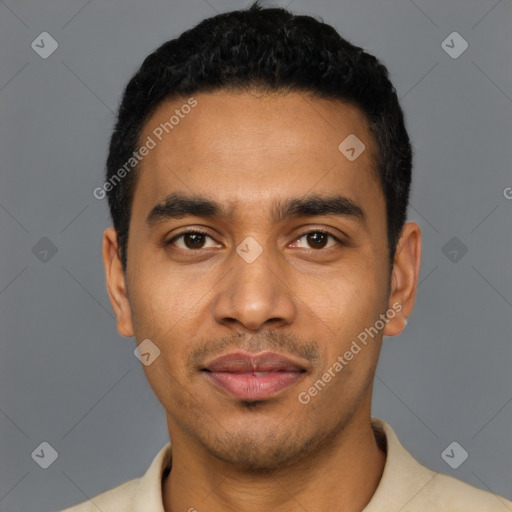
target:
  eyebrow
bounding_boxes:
[145,192,366,228]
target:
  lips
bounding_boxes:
[201,351,307,400]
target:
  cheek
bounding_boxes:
[129,269,210,370]
[305,262,382,330]
[140,359,187,417]
[300,262,386,387]
[129,264,202,336]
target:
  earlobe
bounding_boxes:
[102,227,135,338]
[383,222,421,338]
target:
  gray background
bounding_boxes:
[1,0,511,510]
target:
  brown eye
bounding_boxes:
[306,232,330,249]
[291,230,340,250]
[167,230,219,251]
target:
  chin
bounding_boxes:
[197,421,321,473]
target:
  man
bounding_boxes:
[63,2,512,511]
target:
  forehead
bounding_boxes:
[131,90,383,228]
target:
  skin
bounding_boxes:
[102,90,421,512]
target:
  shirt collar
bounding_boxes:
[133,438,171,512]
[363,417,435,510]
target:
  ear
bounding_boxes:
[383,221,421,337]
[102,227,135,337]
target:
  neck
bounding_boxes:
[162,414,386,512]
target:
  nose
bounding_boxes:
[211,240,298,333]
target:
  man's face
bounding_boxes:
[106,91,404,470]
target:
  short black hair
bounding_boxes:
[105,1,413,273]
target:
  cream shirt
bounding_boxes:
[61,418,512,511]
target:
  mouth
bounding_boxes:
[200,351,308,401]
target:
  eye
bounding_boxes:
[290,229,341,250]
[166,228,343,252]
[167,230,220,251]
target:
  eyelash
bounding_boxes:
[166,228,344,252]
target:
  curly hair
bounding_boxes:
[105,0,413,272]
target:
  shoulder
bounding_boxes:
[369,418,512,512]
[60,477,140,512]
[413,472,512,511]
[59,441,172,512]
